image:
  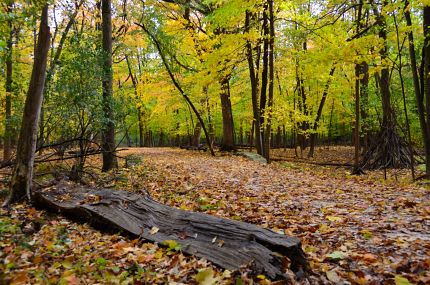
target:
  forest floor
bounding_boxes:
[1,147,429,284]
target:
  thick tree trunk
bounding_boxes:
[101,0,117,171]
[4,5,51,206]
[4,2,13,162]
[34,183,309,280]
[219,77,235,151]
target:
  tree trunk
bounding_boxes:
[307,66,336,158]
[101,0,117,171]
[393,11,415,180]
[245,11,263,155]
[361,3,410,169]
[34,183,309,280]
[39,2,83,154]
[423,5,430,178]
[219,77,235,151]
[353,64,361,172]
[263,0,275,163]
[359,61,369,153]
[125,55,145,147]
[260,5,269,158]
[191,122,202,147]
[4,5,51,206]
[3,2,13,162]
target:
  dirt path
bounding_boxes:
[124,148,430,284]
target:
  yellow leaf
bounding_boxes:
[195,268,219,285]
[326,216,342,222]
[395,275,412,285]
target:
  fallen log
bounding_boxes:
[33,182,309,280]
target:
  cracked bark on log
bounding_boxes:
[33,182,308,280]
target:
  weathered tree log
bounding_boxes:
[33,182,308,280]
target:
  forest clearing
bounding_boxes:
[2,0,430,283]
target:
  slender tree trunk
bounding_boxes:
[260,5,269,158]
[263,0,275,163]
[405,1,428,167]
[307,66,336,157]
[205,87,215,149]
[219,77,235,151]
[39,2,82,153]
[362,3,410,169]
[4,2,13,161]
[137,108,144,147]
[423,5,430,178]
[4,5,51,206]
[328,99,334,148]
[353,64,361,171]
[136,22,215,156]
[101,0,117,171]
[245,11,263,155]
[394,11,415,180]
[125,55,144,147]
[359,61,369,153]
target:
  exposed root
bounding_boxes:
[360,125,412,170]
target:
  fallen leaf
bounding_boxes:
[195,268,219,285]
[394,275,412,285]
[150,226,159,235]
[326,270,341,283]
[326,251,346,261]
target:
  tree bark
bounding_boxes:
[245,11,263,155]
[404,1,428,174]
[101,0,118,171]
[260,5,269,158]
[4,5,51,206]
[191,122,202,147]
[359,61,369,153]
[219,77,235,151]
[263,0,275,163]
[423,5,430,178]
[3,1,13,162]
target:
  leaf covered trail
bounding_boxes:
[127,148,429,284]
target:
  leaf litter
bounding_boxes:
[1,147,429,284]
